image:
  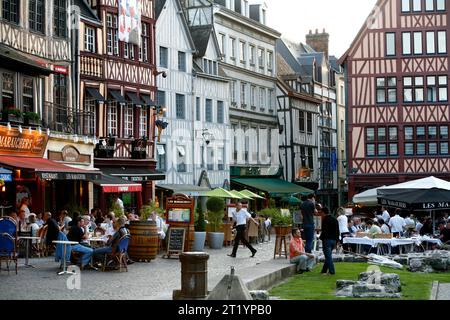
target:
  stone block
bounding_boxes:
[249,290,269,300]
[336,280,356,291]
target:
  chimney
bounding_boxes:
[306,28,329,59]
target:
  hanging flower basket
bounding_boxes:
[155,120,169,143]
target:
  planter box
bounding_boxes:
[2,113,23,124]
[24,118,41,126]
[274,225,292,237]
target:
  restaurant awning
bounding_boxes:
[108,90,127,104]
[0,156,101,180]
[156,184,211,197]
[93,174,142,193]
[126,91,144,106]
[100,167,166,182]
[141,94,156,107]
[85,87,105,102]
[232,178,314,197]
[0,44,52,76]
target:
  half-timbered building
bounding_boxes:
[340,0,450,200]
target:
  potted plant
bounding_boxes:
[2,108,23,123]
[23,111,41,126]
[192,200,207,252]
[206,197,225,249]
[259,207,292,236]
[128,200,164,261]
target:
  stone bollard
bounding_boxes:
[174,252,210,300]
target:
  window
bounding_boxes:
[156,144,166,171]
[413,32,423,55]
[196,97,201,121]
[427,75,448,102]
[156,90,165,111]
[107,103,118,136]
[1,72,14,110]
[267,51,273,70]
[53,0,67,37]
[176,94,185,119]
[307,113,312,133]
[54,74,67,107]
[160,47,168,68]
[417,126,426,139]
[140,23,150,62]
[404,125,449,156]
[239,41,246,62]
[299,111,305,132]
[258,48,264,69]
[440,126,448,139]
[376,77,397,103]
[437,0,445,11]
[438,75,448,101]
[218,33,225,55]
[249,45,256,65]
[123,42,129,59]
[441,142,449,155]
[426,32,436,54]
[425,0,434,11]
[178,51,186,72]
[218,147,224,171]
[438,31,447,54]
[83,98,95,136]
[405,126,414,140]
[22,77,33,113]
[29,0,44,32]
[413,0,421,11]
[230,37,236,59]
[402,32,412,55]
[366,126,398,157]
[403,76,424,103]
[241,82,247,106]
[386,33,396,56]
[205,99,213,122]
[389,127,398,140]
[107,14,119,55]
[268,89,274,112]
[259,87,265,108]
[402,0,410,12]
[3,0,19,24]
[139,108,147,138]
[217,101,224,124]
[124,105,133,137]
[207,147,214,171]
[84,26,95,52]
[405,143,414,155]
[230,81,236,103]
[251,85,256,107]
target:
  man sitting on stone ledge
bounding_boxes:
[289,228,316,274]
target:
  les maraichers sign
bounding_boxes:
[0,126,48,157]
[380,198,450,210]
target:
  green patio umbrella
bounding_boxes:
[229,190,253,200]
[240,189,265,199]
[206,188,240,198]
[281,196,302,205]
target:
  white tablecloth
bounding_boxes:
[343,237,442,247]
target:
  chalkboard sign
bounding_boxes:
[166,227,186,258]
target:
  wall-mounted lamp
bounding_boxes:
[202,129,213,145]
[38,127,42,135]
[47,128,51,136]
[28,127,32,134]
[153,70,167,78]
[7,122,11,131]
[278,125,284,134]
[18,125,22,134]
[351,167,359,174]
[342,160,347,168]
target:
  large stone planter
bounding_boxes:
[192,231,207,252]
[208,232,224,249]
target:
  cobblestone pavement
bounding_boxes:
[0,239,279,300]
[437,283,450,300]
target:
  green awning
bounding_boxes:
[232,178,314,197]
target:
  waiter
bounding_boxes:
[228,201,258,258]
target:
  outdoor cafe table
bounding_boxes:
[52,240,79,275]
[17,236,41,268]
[343,237,416,255]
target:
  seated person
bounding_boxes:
[43,212,62,247]
[150,211,167,240]
[289,228,315,274]
[438,222,450,244]
[92,216,129,265]
[367,219,382,236]
[67,216,94,269]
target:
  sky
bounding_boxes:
[264,0,378,58]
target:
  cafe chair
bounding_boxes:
[0,232,18,274]
[103,235,130,272]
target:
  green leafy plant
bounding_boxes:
[195,200,206,232]
[140,200,164,221]
[3,108,23,118]
[23,111,40,121]
[206,197,225,232]
[259,207,292,226]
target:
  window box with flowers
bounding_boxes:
[2,108,23,124]
[23,112,41,126]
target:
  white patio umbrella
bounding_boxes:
[352,186,386,206]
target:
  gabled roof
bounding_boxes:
[75,0,101,25]
[155,0,167,20]
[329,55,342,73]
[190,25,214,58]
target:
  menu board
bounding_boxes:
[166,227,186,258]
[168,209,191,222]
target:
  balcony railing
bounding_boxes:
[80,53,104,78]
[94,137,153,159]
[42,101,95,136]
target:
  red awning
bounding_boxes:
[94,174,142,193]
[0,156,101,180]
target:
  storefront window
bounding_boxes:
[2,72,15,110]
[23,77,34,113]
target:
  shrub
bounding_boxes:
[259,207,292,226]
[195,200,206,232]
[24,111,40,121]
[206,197,225,232]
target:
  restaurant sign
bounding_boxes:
[48,145,91,164]
[0,126,48,157]
[39,172,100,180]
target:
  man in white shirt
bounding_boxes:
[381,206,391,224]
[228,202,258,258]
[113,194,124,215]
[150,211,167,239]
[389,209,406,237]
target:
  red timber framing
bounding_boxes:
[79,0,162,210]
[339,0,450,200]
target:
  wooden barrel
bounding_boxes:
[128,221,159,261]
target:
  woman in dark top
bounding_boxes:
[319,207,339,275]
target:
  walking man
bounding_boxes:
[320,207,339,275]
[228,202,257,258]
